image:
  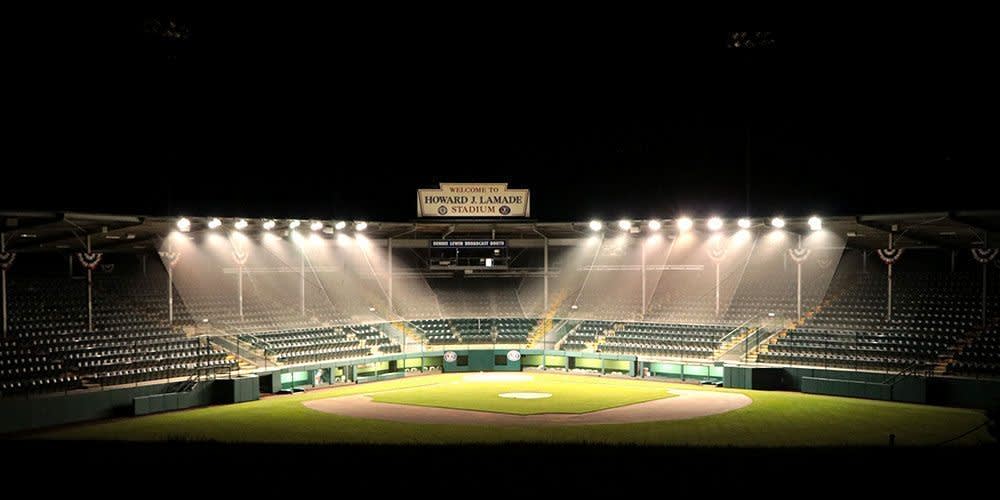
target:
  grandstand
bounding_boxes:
[0,210,998,434]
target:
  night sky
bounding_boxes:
[7,22,997,221]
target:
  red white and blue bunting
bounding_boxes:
[971,248,998,264]
[817,256,833,269]
[101,264,115,273]
[707,246,726,262]
[77,252,103,270]
[158,250,182,268]
[877,248,904,265]
[232,244,249,266]
[0,251,15,271]
[788,247,811,264]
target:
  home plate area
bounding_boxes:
[303,373,751,426]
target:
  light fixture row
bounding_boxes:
[588,216,822,232]
[176,218,368,233]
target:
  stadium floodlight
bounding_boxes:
[808,216,822,231]
[176,217,191,232]
[288,219,301,229]
[354,221,368,232]
[771,217,786,229]
[310,221,324,231]
[617,219,632,231]
[707,217,724,231]
[589,220,603,232]
[677,217,693,231]
[208,218,222,229]
[234,219,248,230]
[262,220,276,230]
[737,218,752,229]
[648,219,662,231]
[334,220,347,230]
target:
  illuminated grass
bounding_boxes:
[370,375,673,415]
[29,372,994,447]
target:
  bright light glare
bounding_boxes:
[677,217,693,231]
[737,218,752,229]
[335,221,347,230]
[648,220,662,231]
[771,217,786,229]
[288,219,301,229]
[234,219,248,230]
[354,221,368,232]
[208,218,222,229]
[808,216,822,231]
[176,217,191,232]
[589,220,603,231]
[310,221,324,231]
[707,217,723,231]
[262,220,276,230]
[617,220,632,231]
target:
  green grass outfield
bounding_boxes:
[29,372,995,446]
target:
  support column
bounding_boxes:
[862,251,868,273]
[238,263,244,321]
[983,257,988,329]
[984,235,990,329]
[543,237,549,313]
[87,235,93,333]
[388,238,394,318]
[300,244,306,316]
[715,261,721,317]
[641,238,647,319]
[797,258,802,322]
[796,235,802,322]
[951,250,956,273]
[887,234,894,322]
[1,234,7,338]
[167,265,173,325]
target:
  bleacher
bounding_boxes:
[0,275,237,397]
[948,326,1000,377]
[411,317,539,345]
[599,322,732,359]
[758,272,988,372]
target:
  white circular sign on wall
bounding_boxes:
[507,350,521,362]
[444,351,458,363]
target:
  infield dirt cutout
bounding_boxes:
[304,385,752,426]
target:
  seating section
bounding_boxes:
[239,324,398,364]
[948,326,1000,377]
[412,318,538,345]
[560,321,613,351]
[1,275,237,397]
[599,322,733,359]
[758,272,992,372]
[3,257,998,398]
[412,319,458,344]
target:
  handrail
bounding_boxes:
[881,360,929,386]
[717,315,758,345]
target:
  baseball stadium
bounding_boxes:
[7,25,1000,489]
[2,202,998,453]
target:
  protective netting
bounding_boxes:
[159,227,845,332]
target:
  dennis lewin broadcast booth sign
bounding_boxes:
[418,183,530,217]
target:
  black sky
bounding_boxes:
[7,21,997,221]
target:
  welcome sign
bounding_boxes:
[417,183,530,217]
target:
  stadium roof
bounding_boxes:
[1,211,998,252]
